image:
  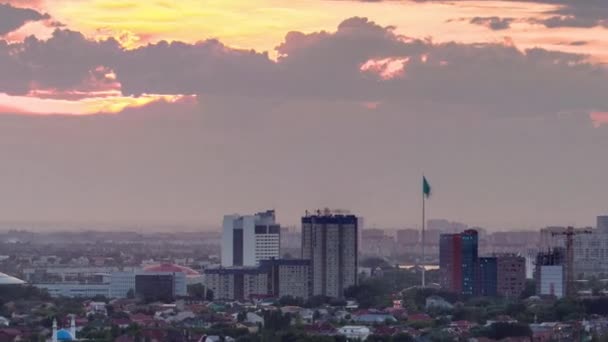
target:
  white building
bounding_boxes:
[337,326,371,341]
[221,210,281,267]
[37,283,110,298]
[539,265,565,299]
[34,270,187,299]
[0,272,25,285]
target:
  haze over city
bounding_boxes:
[1,0,608,229]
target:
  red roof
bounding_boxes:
[143,263,200,276]
[408,313,432,321]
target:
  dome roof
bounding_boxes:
[143,263,200,276]
[0,272,25,285]
[56,329,74,341]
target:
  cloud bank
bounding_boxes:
[1,17,607,121]
[0,3,49,35]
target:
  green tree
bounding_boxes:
[474,322,533,340]
[392,333,415,342]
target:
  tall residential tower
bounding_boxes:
[302,210,359,298]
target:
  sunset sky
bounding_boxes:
[1,0,607,229]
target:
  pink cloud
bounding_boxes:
[360,57,410,80]
[591,111,608,127]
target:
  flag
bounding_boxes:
[423,176,431,198]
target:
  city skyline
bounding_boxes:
[1,1,607,229]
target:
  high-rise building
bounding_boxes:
[477,257,497,296]
[496,254,526,298]
[221,210,281,267]
[461,230,479,295]
[598,216,608,232]
[439,229,478,295]
[439,233,462,293]
[302,210,358,298]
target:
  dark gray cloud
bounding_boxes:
[351,0,608,29]
[531,0,608,28]
[0,3,49,35]
[1,17,608,118]
[469,17,514,30]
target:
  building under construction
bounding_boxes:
[535,247,566,298]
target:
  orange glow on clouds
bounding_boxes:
[31,0,608,61]
[0,93,195,116]
[361,57,410,80]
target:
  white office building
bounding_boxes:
[34,270,187,299]
[221,210,281,267]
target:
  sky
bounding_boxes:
[1,0,608,230]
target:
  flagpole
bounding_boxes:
[422,185,426,288]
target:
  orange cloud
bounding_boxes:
[0,92,196,116]
[360,57,410,80]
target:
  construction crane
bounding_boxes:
[551,226,592,297]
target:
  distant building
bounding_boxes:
[261,259,311,299]
[35,283,111,298]
[461,230,479,295]
[439,230,478,295]
[221,210,281,267]
[535,248,566,298]
[34,269,187,299]
[204,267,269,301]
[539,265,565,299]
[360,229,395,257]
[440,231,524,297]
[135,274,175,302]
[540,220,608,279]
[302,210,358,298]
[477,257,497,296]
[439,233,462,293]
[396,229,419,246]
[496,254,526,298]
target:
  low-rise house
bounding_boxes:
[0,329,21,342]
[354,313,397,325]
[300,309,314,323]
[304,322,337,336]
[0,317,8,327]
[530,322,576,342]
[245,312,264,326]
[408,313,432,323]
[338,325,371,340]
[111,318,131,329]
